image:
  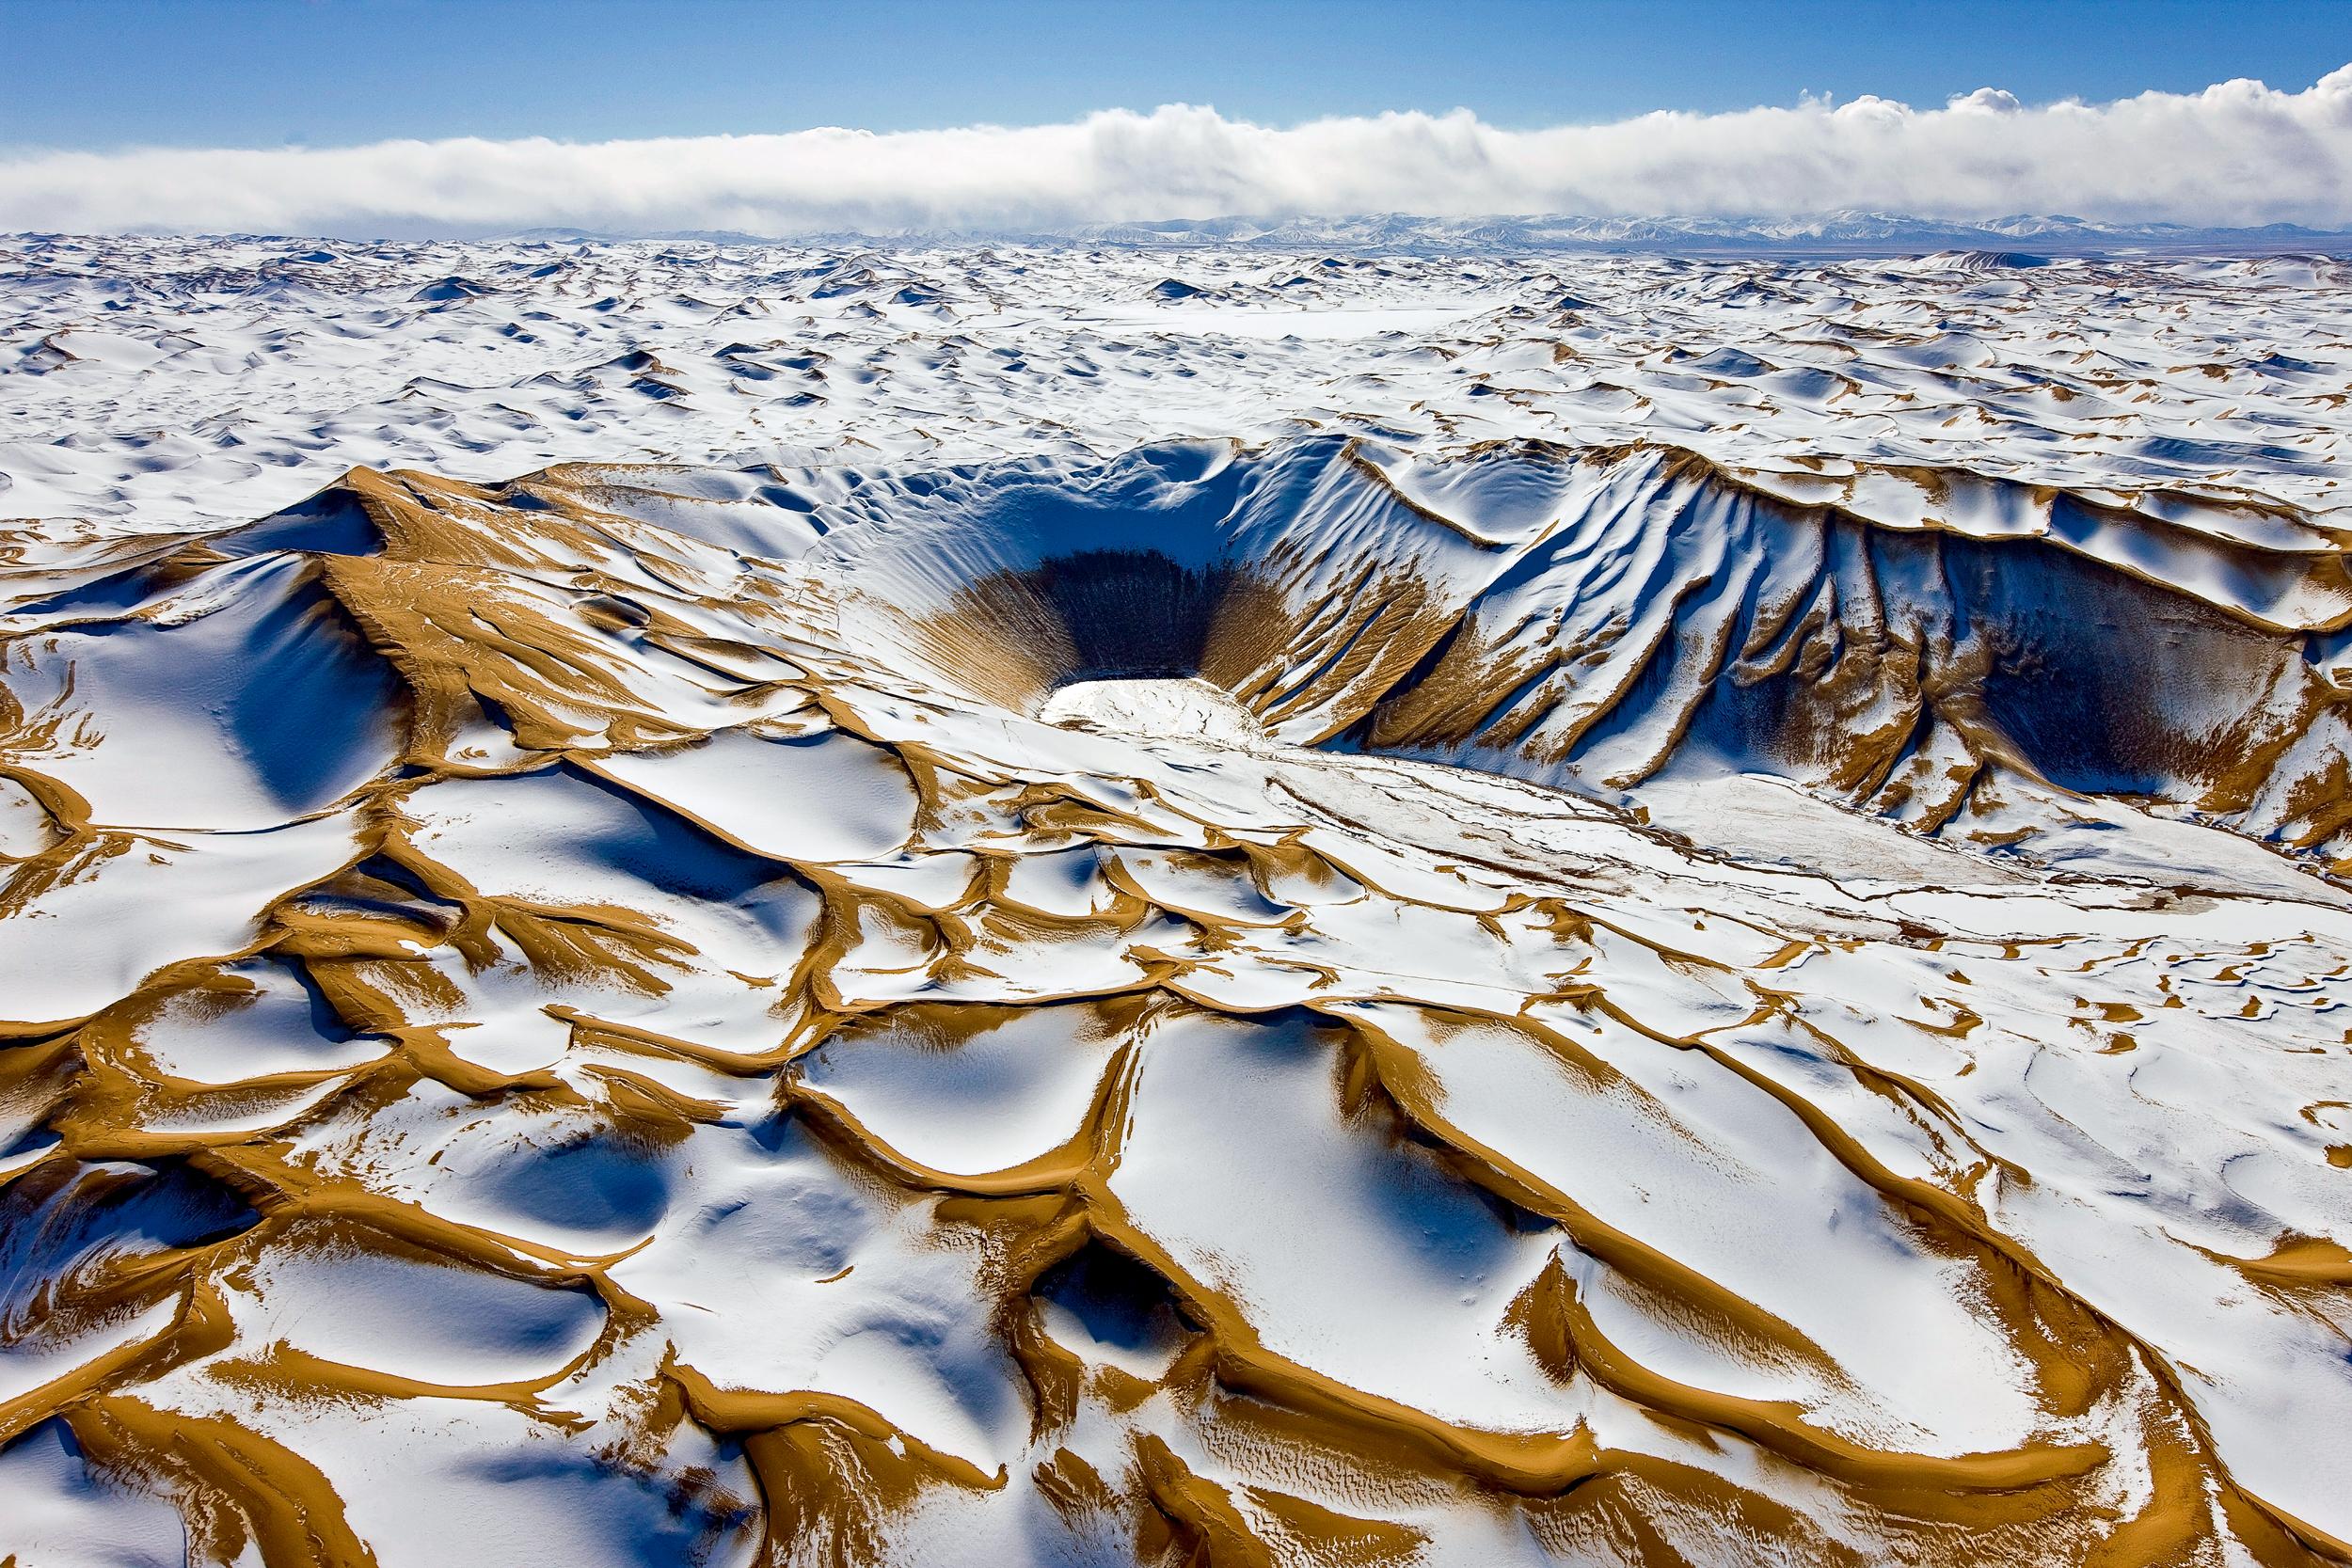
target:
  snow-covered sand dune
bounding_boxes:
[3,235,2351,1566]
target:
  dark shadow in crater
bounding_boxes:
[911,548,1288,714]
[1030,549,1235,680]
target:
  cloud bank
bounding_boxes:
[7,70,2351,236]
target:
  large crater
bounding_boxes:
[721,435,2352,867]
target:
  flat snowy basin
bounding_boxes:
[1039,676,1268,744]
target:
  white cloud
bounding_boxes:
[5,69,2350,235]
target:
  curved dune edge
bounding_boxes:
[2,441,2349,1566]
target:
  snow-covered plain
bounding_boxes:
[3,233,2351,1567]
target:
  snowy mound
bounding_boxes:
[3,239,2351,1566]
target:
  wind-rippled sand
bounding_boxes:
[3,236,2351,1566]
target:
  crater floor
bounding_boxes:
[1040,679,1270,746]
[2,237,2349,1568]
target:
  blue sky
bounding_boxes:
[5,0,2350,149]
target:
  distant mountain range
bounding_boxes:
[496,211,2352,256]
